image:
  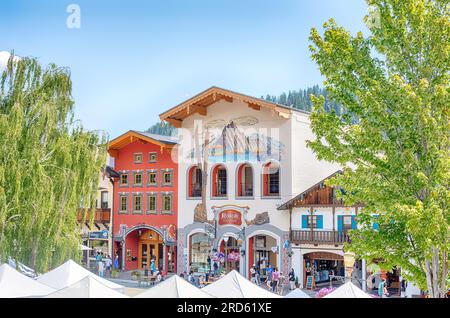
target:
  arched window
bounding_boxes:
[188,166,202,198]
[212,165,227,197]
[237,163,253,197]
[262,161,280,197]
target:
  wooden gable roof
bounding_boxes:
[277,171,344,210]
[159,86,308,128]
[107,130,177,157]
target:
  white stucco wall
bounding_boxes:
[176,99,293,231]
[290,113,341,196]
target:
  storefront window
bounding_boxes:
[190,233,210,273]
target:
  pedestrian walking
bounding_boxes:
[272,267,280,293]
[288,268,296,290]
[255,266,261,286]
[250,264,257,284]
[187,271,195,285]
[265,264,273,289]
[114,254,119,270]
[98,259,104,277]
[378,278,389,298]
[104,255,112,277]
[150,258,156,274]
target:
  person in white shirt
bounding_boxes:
[104,256,112,277]
[98,260,104,277]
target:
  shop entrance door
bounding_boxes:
[138,230,162,270]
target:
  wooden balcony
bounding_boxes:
[291,230,350,245]
[77,208,111,223]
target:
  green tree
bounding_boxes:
[307,0,449,297]
[0,55,107,272]
[146,121,177,136]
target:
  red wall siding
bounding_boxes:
[111,139,178,270]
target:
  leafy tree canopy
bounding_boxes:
[0,55,107,272]
[307,0,449,297]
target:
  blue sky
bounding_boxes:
[1,0,368,138]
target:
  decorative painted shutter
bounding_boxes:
[351,216,357,229]
[337,215,343,231]
[263,167,269,196]
[302,215,308,229]
[316,215,323,229]
[371,214,380,229]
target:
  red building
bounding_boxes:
[108,130,178,272]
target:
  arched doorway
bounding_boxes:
[189,232,211,274]
[247,233,279,282]
[137,229,163,270]
[219,236,241,273]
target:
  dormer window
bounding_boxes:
[134,153,143,164]
[149,152,157,163]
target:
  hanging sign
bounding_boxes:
[89,230,108,239]
[218,209,243,226]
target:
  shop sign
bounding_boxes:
[89,229,108,239]
[218,209,242,226]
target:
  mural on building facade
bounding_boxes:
[187,116,285,163]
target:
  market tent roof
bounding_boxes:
[202,270,281,298]
[134,275,213,298]
[6,257,39,278]
[36,259,123,291]
[323,282,372,298]
[284,289,311,298]
[0,264,55,298]
[44,275,128,298]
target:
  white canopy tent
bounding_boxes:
[36,259,123,292]
[135,275,213,298]
[0,257,39,278]
[44,275,128,298]
[202,270,281,298]
[0,264,55,298]
[324,282,372,298]
[284,288,311,298]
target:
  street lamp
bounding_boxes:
[343,251,356,283]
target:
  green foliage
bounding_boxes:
[263,85,343,115]
[146,121,177,136]
[0,55,107,273]
[308,0,449,297]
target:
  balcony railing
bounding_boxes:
[77,208,111,223]
[291,230,350,245]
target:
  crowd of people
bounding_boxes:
[249,264,297,294]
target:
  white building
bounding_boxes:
[159,87,340,278]
[276,171,362,289]
[79,155,119,267]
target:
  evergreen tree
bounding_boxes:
[145,121,177,136]
[263,86,342,114]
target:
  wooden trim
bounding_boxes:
[108,130,175,156]
[159,86,294,125]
